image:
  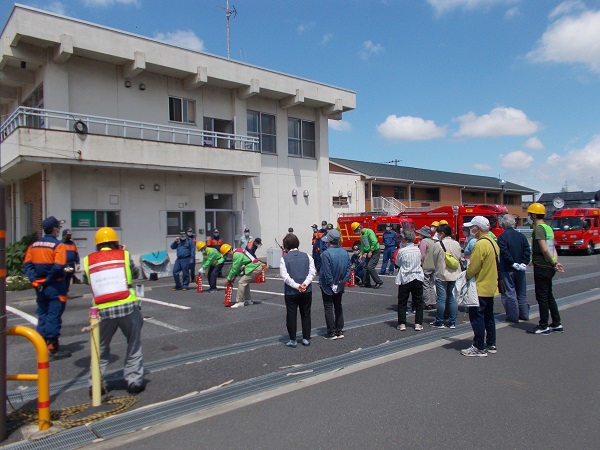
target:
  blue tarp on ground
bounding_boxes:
[140,250,171,279]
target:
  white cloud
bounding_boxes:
[524,137,545,150]
[297,22,316,34]
[377,115,446,141]
[427,0,518,15]
[359,40,384,60]
[321,33,333,45]
[549,0,586,20]
[500,150,534,169]
[154,30,205,52]
[83,0,140,6]
[38,1,66,14]
[504,6,520,19]
[473,163,492,171]
[454,107,540,138]
[541,135,600,190]
[328,119,352,131]
[528,9,600,73]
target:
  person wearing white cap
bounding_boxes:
[462,216,499,357]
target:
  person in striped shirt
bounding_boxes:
[394,229,425,331]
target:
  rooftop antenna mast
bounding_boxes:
[221,0,237,59]
[383,159,402,166]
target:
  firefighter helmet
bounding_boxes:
[431,221,440,227]
[351,222,361,232]
[95,227,119,246]
[439,220,448,225]
[196,241,206,251]
[527,203,546,215]
[219,243,232,255]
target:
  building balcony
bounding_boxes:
[0,107,261,178]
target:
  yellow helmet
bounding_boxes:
[431,221,440,227]
[196,241,206,251]
[351,222,361,232]
[95,227,119,246]
[219,243,232,255]
[527,202,546,215]
[439,220,448,225]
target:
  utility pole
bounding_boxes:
[223,0,237,59]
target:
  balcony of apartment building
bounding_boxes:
[0,107,262,179]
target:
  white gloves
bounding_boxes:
[519,263,527,271]
[331,284,339,294]
[198,268,204,276]
[512,263,527,272]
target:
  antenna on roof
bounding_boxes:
[219,0,237,59]
[382,159,402,166]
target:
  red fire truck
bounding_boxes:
[337,214,416,250]
[550,208,600,255]
[397,204,509,243]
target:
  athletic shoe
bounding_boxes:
[527,325,550,335]
[301,339,310,346]
[230,302,244,309]
[373,281,383,289]
[449,323,456,329]
[487,345,497,354]
[324,333,338,340]
[461,345,488,357]
[286,340,297,348]
[336,331,345,339]
[549,323,564,333]
[397,324,406,331]
[429,321,446,329]
[415,324,423,331]
[244,300,254,306]
[172,287,182,291]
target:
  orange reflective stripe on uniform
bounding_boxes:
[87,249,130,304]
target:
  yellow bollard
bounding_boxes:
[6,326,51,431]
[89,307,102,406]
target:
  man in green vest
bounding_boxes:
[225,245,263,308]
[526,203,565,335]
[351,222,383,289]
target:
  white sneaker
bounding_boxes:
[397,324,406,331]
[460,345,487,357]
[230,302,244,308]
[415,324,423,331]
[244,300,254,306]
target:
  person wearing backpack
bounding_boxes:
[526,203,565,335]
[430,224,462,329]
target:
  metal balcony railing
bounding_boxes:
[0,107,260,151]
[371,197,409,215]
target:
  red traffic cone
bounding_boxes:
[346,270,355,288]
[224,284,233,307]
[196,275,203,294]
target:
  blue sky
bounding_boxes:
[3,0,600,196]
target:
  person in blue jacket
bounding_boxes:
[380,225,399,275]
[171,231,195,290]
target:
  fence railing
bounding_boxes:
[371,197,409,215]
[0,107,260,151]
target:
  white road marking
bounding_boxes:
[144,317,188,332]
[139,297,191,310]
[6,306,38,326]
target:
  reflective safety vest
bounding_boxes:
[86,249,131,305]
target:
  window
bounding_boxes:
[365,183,370,200]
[203,117,233,148]
[248,110,276,153]
[167,211,196,236]
[332,196,349,207]
[393,186,407,200]
[71,210,120,228]
[22,84,44,128]
[169,96,196,124]
[288,118,315,158]
[372,184,381,198]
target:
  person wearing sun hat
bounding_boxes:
[416,225,436,310]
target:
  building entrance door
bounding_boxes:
[205,194,239,247]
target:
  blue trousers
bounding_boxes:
[500,270,529,321]
[468,296,496,350]
[380,247,396,274]
[173,259,190,289]
[36,284,67,340]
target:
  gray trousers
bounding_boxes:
[423,270,437,306]
[364,250,382,285]
[98,306,144,387]
[236,265,263,304]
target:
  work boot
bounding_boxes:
[47,339,72,360]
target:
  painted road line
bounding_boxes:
[6,305,38,326]
[139,297,192,310]
[144,317,188,332]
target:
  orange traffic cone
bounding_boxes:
[224,284,233,307]
[196,275,203,294]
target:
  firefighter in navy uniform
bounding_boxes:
[84,227,145,394]
[61,228,80,293]
[24,216,71,360]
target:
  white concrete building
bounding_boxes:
[0,5,355,261]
